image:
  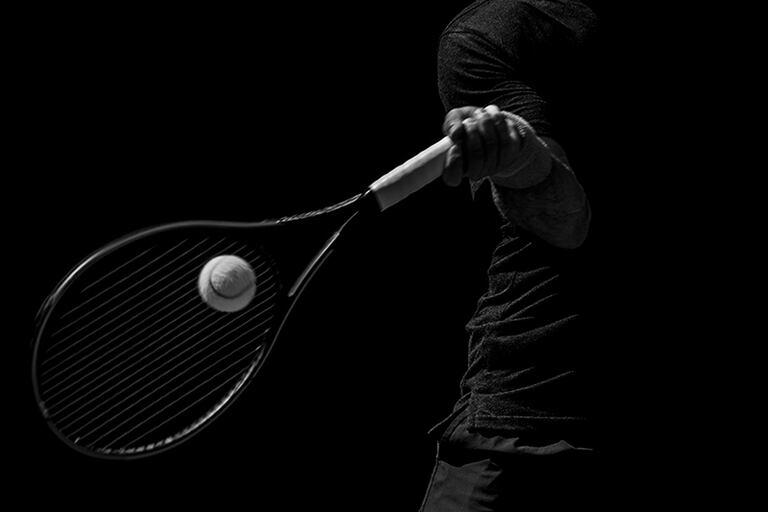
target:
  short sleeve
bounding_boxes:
[437,28,555,198]
[437,30,553,138]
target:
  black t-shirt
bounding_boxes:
[432,0,609,447]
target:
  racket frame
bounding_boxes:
[31,191,375,459]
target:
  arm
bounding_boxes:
[442,107,591,249]
[490,131,590,249]
[437,31,591,249]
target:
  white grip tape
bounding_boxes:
[369,136,452,211]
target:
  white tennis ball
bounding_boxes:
[198,255,256,312]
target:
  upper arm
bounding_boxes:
[490,139,591,249]
[437,29,553,138]
[541,136,569,166]
[437,7,593,249]
[439,29,557,201]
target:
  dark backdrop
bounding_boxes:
[13,2,689,508]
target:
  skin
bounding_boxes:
[442,105,591,249]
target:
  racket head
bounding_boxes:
[31,193,370,459]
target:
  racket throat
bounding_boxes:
[288,233,340,298]
[287,209,363,298]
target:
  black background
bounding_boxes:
[11,1,712,508]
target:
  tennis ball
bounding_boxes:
[198,255,256,312]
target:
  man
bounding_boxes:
[420,1,607,509]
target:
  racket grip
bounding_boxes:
[368,136,452,211]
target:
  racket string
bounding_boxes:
[44,238,232,361]
[54,238,199,329]
[37,236,282,454]
[75,316,273,448]
[45,250,268,417]
[41,242,255,393]
[48,295,218,422]
[62,304,276,449]
[80,247,155,293]
[97,331,271,452]
[115,347,266,453]
[55,290,276,434]
[43,288,204,398]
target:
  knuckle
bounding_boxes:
[448,123,465,140]
[479,115,496,130]
[467,134,482,153]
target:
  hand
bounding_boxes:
[442,105,523,187]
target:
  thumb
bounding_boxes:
[443,106,478,139]
[443,145,464,187]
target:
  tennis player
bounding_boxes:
[420,1,607,509]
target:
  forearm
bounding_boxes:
[490,137,590,249]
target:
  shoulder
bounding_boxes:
[440,0,598,59]
[441,0,536,47]
[443,0,534,33]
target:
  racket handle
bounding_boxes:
[368,136,453,211]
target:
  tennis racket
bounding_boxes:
[31,136,453,459]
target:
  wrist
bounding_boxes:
[491,113,553,189]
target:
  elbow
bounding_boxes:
[543,228,586,249]
[551,226,588,249]
[537,202,592,250]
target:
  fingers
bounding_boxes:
[443,107,478,139]
[443,106,478,187]
[485,105,508,169]
[442,104,518,186]
[443,145,463,187]
[487,105,523,175]
[463,110,486,180]
[476,109,499,178]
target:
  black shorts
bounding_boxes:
[418,410,607,511]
